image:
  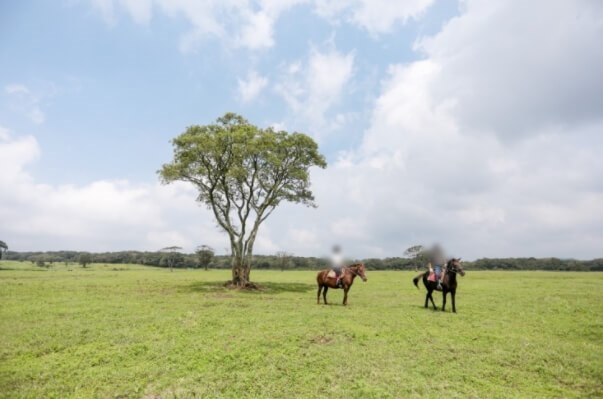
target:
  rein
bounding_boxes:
[444,260,462,275]
[346,264,363,277]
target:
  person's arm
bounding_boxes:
[427,262,433,272]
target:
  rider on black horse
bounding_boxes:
[427,243,446,290]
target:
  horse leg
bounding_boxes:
[323,286,329,305]
[429,291,437,310]
[343,287,349,306]
[442,291,447,312]
[451,290,456,313]
[424,291,429,308]
[317,285,323,305]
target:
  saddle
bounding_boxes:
[327,267,345,279]
[427,269,443,282]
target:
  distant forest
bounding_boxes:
[3,251,602,271]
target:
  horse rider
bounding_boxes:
[427,243,446,290]
[330,245,345,288]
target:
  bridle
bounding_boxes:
[347,264,366,279]
[445,260,463,275]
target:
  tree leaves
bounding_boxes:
[158,113,326,282]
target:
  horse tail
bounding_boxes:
[413,272,426,289]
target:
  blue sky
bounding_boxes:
[1,0,602,259]
[0,0,456,183]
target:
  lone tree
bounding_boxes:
[159,113,326,287]
[0,240,7,260]
[404,245,427,269]
[195,245,214,270]
[78,253,92,268]
[160,246,183,272]
[276,251,293,271]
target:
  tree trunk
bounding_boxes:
[231,255,252,287]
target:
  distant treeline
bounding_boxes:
[3,251,602,271]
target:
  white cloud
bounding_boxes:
[269,121,287,131]
[89,0,115,24]
[236,10,275,49]
[90,0,153,25]
[4,0,602,260]
[275,46,355,136]
[5,84,30,95]
[314,0,434,34]
[0,128,234,253]
[237,71,268,103]
[259,0,603,259]
[331,217,368,239]
[88,0,304,51]
[4,84,46,125]
[288,228,318,248]
[87,0,432,51]
[415,0,603,139]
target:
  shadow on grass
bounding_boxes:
[182,280,315,294]
[0,267,47,272]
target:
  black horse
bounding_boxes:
[413,258,465,312]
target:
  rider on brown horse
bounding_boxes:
[330,245,345,288]
[317,262,367,305]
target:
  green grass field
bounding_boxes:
[1,261,601,398]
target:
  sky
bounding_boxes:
[1,0,602,259]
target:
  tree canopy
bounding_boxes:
[195,245,215,270]
[159,113,326,287]
[276,251,293,271]
[3,250,603,271]
[78,253,92,268]
[160,246,183,272]
[404,245,428,268]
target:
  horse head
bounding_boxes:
[447,258,465,277]
[350,263,368,282]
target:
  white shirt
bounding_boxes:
[330,252,344,268]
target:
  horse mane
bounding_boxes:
[348,263,364,268]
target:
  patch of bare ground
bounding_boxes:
[222,280,261,290]
[310,335,334,345]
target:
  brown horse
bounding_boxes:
[316,263,367,305]
[413,258,465,312]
